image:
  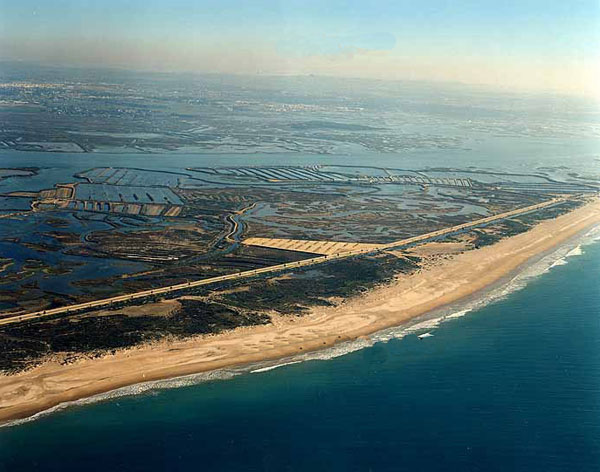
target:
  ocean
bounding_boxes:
[0,226,598,471]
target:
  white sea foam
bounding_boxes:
[550,259,568,268]
[1,369,240,429]
[4,222,600,428]
[446,309,471,320]
[251,361,302,373]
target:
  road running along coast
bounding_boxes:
[0,197,569,326]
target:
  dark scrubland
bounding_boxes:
[470,199,585,248]
[219,253,419,315]
[0,300,269,374]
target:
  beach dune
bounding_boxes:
[1,198,599,424]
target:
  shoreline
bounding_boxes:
[1,198,600,425]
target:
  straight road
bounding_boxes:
[0,197,566,326]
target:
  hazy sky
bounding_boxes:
[1,0,599,96]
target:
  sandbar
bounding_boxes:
[1,198,599,424]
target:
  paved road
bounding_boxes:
[0,197,566,326]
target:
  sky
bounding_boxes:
[1,0,599,96]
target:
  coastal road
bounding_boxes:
[0,197,567,326]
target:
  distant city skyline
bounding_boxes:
[1,0,598,97]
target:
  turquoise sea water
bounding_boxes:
[0,231,599,470]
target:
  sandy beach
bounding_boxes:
[1,198,600,424]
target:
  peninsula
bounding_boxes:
[1,196,599,424]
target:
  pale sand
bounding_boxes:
[1,199,599,424]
